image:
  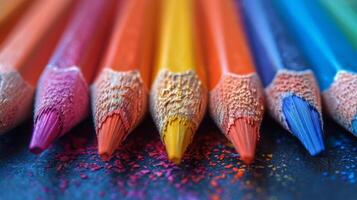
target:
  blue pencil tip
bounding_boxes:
[282,95,324,156]
[352,118,357,136]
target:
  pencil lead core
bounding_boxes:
[282,95,324,156]
[228,118,258,164]
[30,110,61,154]
[163,117,193,165]
[98,114,126,161]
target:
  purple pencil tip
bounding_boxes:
[30,110,62,154]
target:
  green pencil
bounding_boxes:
[320,0,357,49]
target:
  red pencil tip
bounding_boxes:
[228,118,259,164]
[30,110,61,154]
[97,114,126,161]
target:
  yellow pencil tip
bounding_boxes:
[163,118,193,164]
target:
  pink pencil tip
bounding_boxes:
[30,110,62,154]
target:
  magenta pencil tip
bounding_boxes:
[30,110,62,154]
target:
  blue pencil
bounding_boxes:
[274,0,357,135]
[241,0,324,155]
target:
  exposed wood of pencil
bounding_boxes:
[0,0,31,46]
[92,0,158,161]
[0,0,73,86]
[196,0,264,164]
[150,0,207,164]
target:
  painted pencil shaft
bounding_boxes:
[196,0,263,164]
[241,0,309,84]
[274,0,357,90]
[242,0,324,155]
[30,0,115,154]
[321,0,357,50]
[0,0,30,46]
[91,0,158,161]
[0,0,73,133]
[274,0,357,135]
[0,0,26,22]
[151,0,207,164]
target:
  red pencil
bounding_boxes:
[196,0,264,164]
[91,0,158,161]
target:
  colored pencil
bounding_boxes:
[320,0,357,50]
[0,0,73,134]
[242,0,324,155]
[196,0,264,164]
[150,0,207,164]
[30,0,115,154]
[274,0,357,135]
[0,0,31,46]
[91,0,158,161]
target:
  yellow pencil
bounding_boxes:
[150,0,207,164]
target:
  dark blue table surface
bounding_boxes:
[0,113,356,200]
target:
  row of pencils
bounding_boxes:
[0,0,357,165]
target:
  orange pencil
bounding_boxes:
[196,0,264,164]
[91,0,158,161]
[0,0,73,133]
[0,0,32,46]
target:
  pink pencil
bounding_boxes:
[29,0,116,154]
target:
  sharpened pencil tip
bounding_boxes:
[97,114,126,161]
[163,118,193,165]
[228,118,258,164]
[282,95,324,156]
[30,110,62,154]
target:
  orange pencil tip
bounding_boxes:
[228,118,259,164]
[97,114,126,161]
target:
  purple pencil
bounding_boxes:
[29,0,116,154]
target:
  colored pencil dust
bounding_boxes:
[274,0,357,135]
[91,0,158,161]
[150,0,207,164]
[196,0,264,164]
[0,0,73,134]
[242,0,324,155]
[30,0,115,154]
